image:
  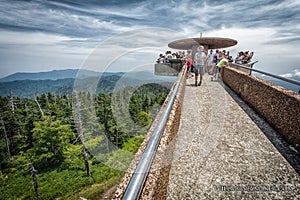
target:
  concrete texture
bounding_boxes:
[166,75,300,199]
[154,62,183,76]
[222,66,300,152]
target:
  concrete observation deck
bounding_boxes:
[166,74,300,199]
[113,35,299,199]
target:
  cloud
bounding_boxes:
[0,30,91,77]
[80,27,186,72]
[0,0,300,78]
[0,30,91,55]
[0,0,148,38]
[280,69,300,78]
[169,0,300,41]
[1,0,300,39]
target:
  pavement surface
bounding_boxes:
[166,74,300,199]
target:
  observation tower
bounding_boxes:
[168,35,238,58]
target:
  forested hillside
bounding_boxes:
[0,83,170,199]
[0,72,175,97]
[0,75,123,97]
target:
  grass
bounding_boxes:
[0,164,124,200]
[64,174,124,200]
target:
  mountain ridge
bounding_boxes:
[0,69,100,82]
[0,69,173,82]
[0,69,176,97]
[255,74,300,92]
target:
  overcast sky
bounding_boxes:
[0,0,300,78]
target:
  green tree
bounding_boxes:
[137,111,151,127]
[29,115,75,169]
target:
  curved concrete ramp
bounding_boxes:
[167,74,300,199]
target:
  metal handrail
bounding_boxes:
[229,62,300,87]
[122,65,186,200]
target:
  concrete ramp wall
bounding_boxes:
[222,66,300,152]
[113,67,186,199]
[154,60,183,76]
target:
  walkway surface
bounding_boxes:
[166,74,300,199]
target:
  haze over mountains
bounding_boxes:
[254,73,300,93]
[0,69,298,98]
[0,69,175,97]
[0,69,117,82]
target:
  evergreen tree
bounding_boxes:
[28,115,75,169]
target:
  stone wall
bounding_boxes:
[113,67,187,199]
[222,66,300,151]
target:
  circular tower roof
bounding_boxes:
[168,37,238,50]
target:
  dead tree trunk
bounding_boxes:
[9,90,15,113]
[81,138,91,177]
[28,161,40,199]
[34,91,44,116]
[66,94,71,108]
[0,113,11,160]
[74,93,91,177]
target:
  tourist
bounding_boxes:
[248,51,254,63]
[207,49,215,74]
[222,50,227,58]
[215,49,222,65]
[165,51,173,63]
[157,53,165,63]
[186,53,193,79]
[226,51,230,59]
[234,50,254,64]
[210,49,221,75]
[204,49,209,74]
[193,45,206,86]
[243,51,250,63]
[212,57,229,81]
[209,49,218,75]
[235,51,244,64]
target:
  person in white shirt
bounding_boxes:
[193,45,206,86]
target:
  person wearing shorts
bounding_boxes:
[193,45,206,86]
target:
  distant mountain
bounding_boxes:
[0,69,100,82]
[267,78,300,93]
[289,76,299,82]
[0,69,168,83]
[0,78,75,97]
[0,69,176,97]
[255,74,300,92]
[0,68,177,82]
[0,76,125,97]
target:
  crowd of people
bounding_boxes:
[157,47,255,86]
[156,50,187,64]
[234,51,254,64]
